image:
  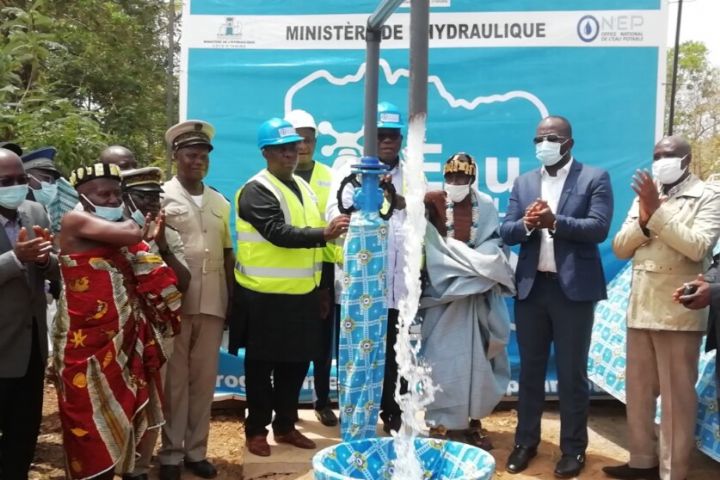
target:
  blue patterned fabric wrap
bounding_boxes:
[48,177,79,234]
[589,263,720,462]
[312,437,495,480]
[338,211,389,441]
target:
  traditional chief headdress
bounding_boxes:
[69,162,122,188]
[443,152,476,180]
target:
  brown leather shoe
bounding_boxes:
[275,429,316,449]
[246,434,271,457]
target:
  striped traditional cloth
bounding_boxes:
[53,242,180,479]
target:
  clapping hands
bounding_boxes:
[14,226,54,264]
[523,199,556,230]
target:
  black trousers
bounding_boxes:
[244,357,309,438]
[380,308,406,423]
[313,306,339,410]
[514,274,594,455]
[0,322,45,480]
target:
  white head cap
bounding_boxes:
[284,109,317,131]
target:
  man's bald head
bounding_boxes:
[0,150,28,211]
[537,116,572,139]
[100,145,137,171]
[0,148,23,168]
[654,136,691,159]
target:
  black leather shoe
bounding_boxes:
[506,445,537,474]
[122,475,148,480]
[602,463,660,480]
[382,414,402,434]
[554,454,585,478]
[315,406,338,426]
[158,464,181,480]
[184,459,218,479]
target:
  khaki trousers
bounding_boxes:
[626,328,702,480]
[159,314,224,465]
[129,338,175,475]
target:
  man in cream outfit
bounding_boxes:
[606,136,720,480]
[158,121,234,480]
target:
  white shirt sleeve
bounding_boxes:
[326,163,355,222]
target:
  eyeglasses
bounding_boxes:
[28,173,56,184]
[533,134,568,144]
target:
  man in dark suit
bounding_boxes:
[674,258,720,422]
[500,116,614,478]
[0,147,59,479]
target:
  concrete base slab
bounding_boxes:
[242,408,400,479]
[242,408,341,479]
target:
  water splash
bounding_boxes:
[391,115,439,479]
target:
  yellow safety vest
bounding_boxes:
[307,161,343,264]
[308,161,333,217]
[234,169,323,294]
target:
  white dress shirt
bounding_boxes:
[537,158,573,273]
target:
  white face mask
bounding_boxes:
[652,156,687,185]
[535,139,567,167]
[444,183,470,203]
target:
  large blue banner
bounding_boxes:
[181,0,667,397]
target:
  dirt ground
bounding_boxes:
[31,385,720,479]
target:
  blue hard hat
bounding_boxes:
[257,118,303,149]
[377,101,404,129]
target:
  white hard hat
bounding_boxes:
[284,109,317,131]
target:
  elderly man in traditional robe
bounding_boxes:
[53,163,181,480]
[420,153,515,450]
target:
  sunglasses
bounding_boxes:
[533,134,568,144]
[378,131,401,142]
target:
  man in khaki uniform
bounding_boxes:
[158,121,234,480]
[120,167,191,480]
[605,136,720,480]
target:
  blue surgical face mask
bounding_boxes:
[535,139,568,167]
[30,180,58,206]
[0,184,29,209]
[81,194,125,222]
[127,196,146,227]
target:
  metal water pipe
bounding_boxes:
[408,0,429,123]
[363,0,405,158]
[341,0,405,217]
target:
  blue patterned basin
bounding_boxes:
[312,437,495,479]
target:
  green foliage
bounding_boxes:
[0,0,177,175]
[666,41,720,179]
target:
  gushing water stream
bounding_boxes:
[391,116,438,479]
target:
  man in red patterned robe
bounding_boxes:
[53,163,181,480]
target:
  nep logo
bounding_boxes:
[577,15,600,43]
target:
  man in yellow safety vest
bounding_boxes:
[232,117,349,457]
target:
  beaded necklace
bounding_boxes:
[445,189,480,248]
